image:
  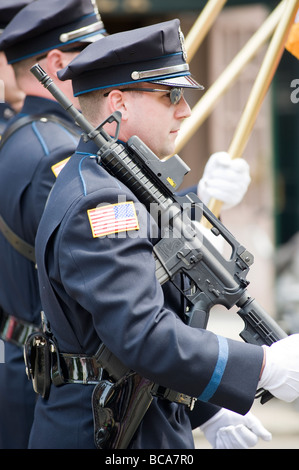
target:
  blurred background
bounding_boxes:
[97,0,299,448]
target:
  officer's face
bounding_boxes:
[120,84,191,158]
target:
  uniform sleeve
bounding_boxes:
[56,183,263,415]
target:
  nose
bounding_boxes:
[175,96,191,120]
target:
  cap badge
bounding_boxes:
[178,27,187,62]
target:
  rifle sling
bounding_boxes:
[0,214,36,263]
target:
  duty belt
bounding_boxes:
[56,349,196,409]
[25,332,196,409]
[0,308,40,348]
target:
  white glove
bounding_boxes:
[258,334,299,402]
[200,408,272,449]
[197,152,251,210]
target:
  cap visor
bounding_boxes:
[151,75,204,89]
[79,31,107,43]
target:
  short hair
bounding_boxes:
[78,89,105,126]
[78,86,144,127]
[12,55,36,81]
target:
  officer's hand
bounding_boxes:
[258,334,299,402]
[200,408,272,449]
[197,151,251,210]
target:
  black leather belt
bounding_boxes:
[0,308,40,348]
[57,352,104,385]
[25,332,196,409]
[58,350,196,409]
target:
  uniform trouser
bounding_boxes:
[0,341,37,448]
[29,381,196,449]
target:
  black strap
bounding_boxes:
[0,214,36,263]
[0,114,36,148]
[0,113,79,149]
[53,342,196,408]
[58,346,195,407]
[0,114,79,262]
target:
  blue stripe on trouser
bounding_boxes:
[198,336,229,402]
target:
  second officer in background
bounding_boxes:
[0,0,106,448]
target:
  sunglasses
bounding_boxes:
[104,87,185,105]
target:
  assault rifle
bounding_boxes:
[31,64,287,417]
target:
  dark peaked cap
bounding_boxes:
[58,19,203,97]
[0,0,106,64]
[0,0,33,30]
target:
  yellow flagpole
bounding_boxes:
[185,0,228,62]
[205,0,299,220]
[175,0,286,154]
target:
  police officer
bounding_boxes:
[0,0,106,449]
[26,19,299,450]
[0,1,30,136]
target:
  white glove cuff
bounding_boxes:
[258,337,299,402]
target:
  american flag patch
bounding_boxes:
[51,157,71,177]
[87,201,139,238]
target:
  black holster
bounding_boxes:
[92,371,153,449]
[24,333,154,448]
[24,331,64,399]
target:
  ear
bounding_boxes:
[44,49,76,79]
[41,49,80,106]
[107,89,129,120]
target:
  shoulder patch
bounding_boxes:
[87,201,139,238]
[51,157,71,177]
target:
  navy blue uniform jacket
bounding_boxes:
[0,96,80,448]
[31,137,264,449]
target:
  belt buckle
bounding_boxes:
[177,393,196,410]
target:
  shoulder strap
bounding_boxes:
[0,114,79,261]
[0,214,35,263]
[0,113,79,149]
[0,114,34,149]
